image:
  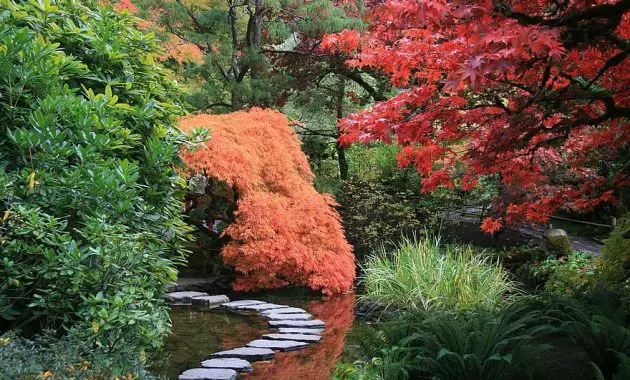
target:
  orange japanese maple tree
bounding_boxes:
[179,109,355,294]
[323,0,630,233]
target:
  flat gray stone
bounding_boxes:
[269,319,325,328]
[263,333,321,343]
[178,368,237,380]
[235,303,289,311]
[200,358,252,372]
[192,295,230,310]
[261,307,307,315]
[167,291,209,305]
[263,313,312,320]
[210,347,274,361]
[278,327,324,335]
[246,339,310,352]
[221,300,265,309]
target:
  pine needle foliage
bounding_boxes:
[360,235,518,311]
[179,109,355,294]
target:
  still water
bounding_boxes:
[150,290,356,379]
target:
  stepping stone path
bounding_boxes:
[167,291,327,380]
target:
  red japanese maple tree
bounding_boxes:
[179,109,355,294]
[323,0,630,233]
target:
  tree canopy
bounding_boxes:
[323,0,630,233]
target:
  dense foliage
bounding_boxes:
[324,0,630,233]
[360,236,517,311]
[0,0,189,364]
[179,109,355,294]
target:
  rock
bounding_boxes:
[167,291,209,305]
[263,333,321,343]
[221,300,265,309]
[246,339,311,352]
[544,229,570,255]
[277,327,324,335]
[192,295,230,310]
[269,319,325,328]
[178,368,237,380]
[235,303,289,311]
[200,358,252,373]
[188,174,209,196]
[263,313,312,320]
[261,307,307,315]
[210,347,275,361]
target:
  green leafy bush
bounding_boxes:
[335,303,554,380]
[0,0,189,358]
[531,251,598,296]
[360,236,518,311]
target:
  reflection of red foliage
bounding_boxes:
[179,109,355,295]
[245,294,356,380]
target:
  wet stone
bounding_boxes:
[236,303,289,311]
[261,307,307,315]
[200,358,252,373]
[178,368,237,380]
[269,319,325,328]
[263,333,322,343]
[192,295,230,310]
[277,327,324,335]
[221,300,265,309]
[167,291,209,305]
[210,347,275,361]
[246,339,311,352]
[263,312,312,320]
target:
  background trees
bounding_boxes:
[323,0,630,232]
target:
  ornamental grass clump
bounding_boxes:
[360,236,518,311]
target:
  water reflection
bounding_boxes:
[151,291,355,379]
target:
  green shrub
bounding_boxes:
[335,303,554,380]
[599,214,630,283]
[360,236,518,311]
[0,331,156,379]
[0,0,189,358]
[531,251,598,296]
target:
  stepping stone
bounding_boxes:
[263,313,312,320]
[246,339,311,352]
[178,368,237,380]
[261,307,307,315]
[167,291,208,305]
[192,295,230,310]
[269,319,325,328]
[235,303,289,311]
[263,333,321,343]
[221,300,265,309]
[210,347,275,361]
[278,327,324,335]
[200,358,252,373]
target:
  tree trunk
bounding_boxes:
[336,78,348,180]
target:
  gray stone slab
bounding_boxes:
[178,368,237,380]
[277,327,324,335]
[167,291,209,305]
[246,339,311,352]
[221,300,265,309]
[269,319,325,328]
[192,295,230,310]
[261,307,307,315]
[263,333,321,343]
[235,303,289,311]
[263,313,312,320]
[200,358,252,372]
[210,347,275,361]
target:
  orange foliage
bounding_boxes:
[179,109,355,295]
[245,294,356,380]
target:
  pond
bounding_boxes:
[150,289,356,379]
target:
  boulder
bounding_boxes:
[544,229,570,255]
[192,295,230,310]
[167,291,209,305]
